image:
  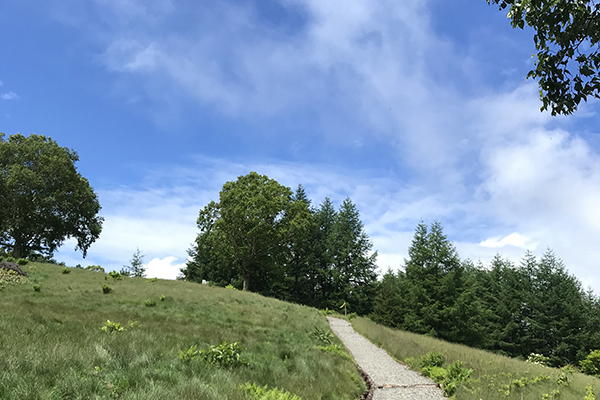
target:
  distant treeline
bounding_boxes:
[182,172,599,367]
[372,221,600,367]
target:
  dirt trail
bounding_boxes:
[327,317,445,400]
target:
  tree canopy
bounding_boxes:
[488,0,600,115]
[0,133,103,259]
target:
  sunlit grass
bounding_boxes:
[352,317,600,399]
[0,262,366,400]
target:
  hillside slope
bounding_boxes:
[0,262,366,400]
[353,317,600,399]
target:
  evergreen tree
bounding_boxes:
[329,197,378,315]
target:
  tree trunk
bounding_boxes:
[243,274,249,291]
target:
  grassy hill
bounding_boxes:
[0,262,366,400]
[353,317,600,399]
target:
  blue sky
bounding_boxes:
[3,0,600,291]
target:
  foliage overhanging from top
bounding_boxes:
[488,0,600,115]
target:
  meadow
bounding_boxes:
[0,262,366,400]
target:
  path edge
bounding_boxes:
[326,316,375,400]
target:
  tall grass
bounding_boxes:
[0,263,366,400]
[352,317,600,399]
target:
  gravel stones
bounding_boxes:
[327,317,445,400]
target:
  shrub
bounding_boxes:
[420,351,446,368]
[144,299,156,307]
[17,258,28,265]
[102,284,112,294]
[241,382,302,400]
[315,344,352,360]
[75,264,83,269]
[311,327,333,344]
[199,341,248,368]
[86,265,105,273]
[557,365,576,386]
[581,350,600,377]
[33,284,41,292]
[527,352,551,366]
[101,320,124,333]
[62,267,71,274]
[160,294,166,301]
[5,257,15,262]
[179,345,199,362]
[225,284,235,289]
[585,384,596,400]
[0,269,28,286]
[106,271,122,280]
[128,320,142,328]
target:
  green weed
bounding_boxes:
[242,382,302,400]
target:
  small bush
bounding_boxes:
[179,345,199,362]
[160,294,166,301]
[315,344,352,360]
[102,284,112,294]
[225,284,235,289]
[145,277,158,283]
[585,384,596,400]
[86,265,105,273]
[311,327,333,344]
[241,382,302,400]
[17,258,28,265]
[199,341,248,368]
[527,352,551,366]
[0,269,28,286]
[106,271,122,280]
[420,351,445,368]
[33,284,41,292]
[75,264,83,269]
[5,257,15,263]
[557,365,576,386]
[101,320,124,333]
[62,267,71,274]
[128,320,142,328]
[144,299,156,307]
[582,350,600,377]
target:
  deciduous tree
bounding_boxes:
[0,133,103,258]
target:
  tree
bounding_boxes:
[488,0,600,115]
[217,172,292,292]
[181,201,237,286]
[329,197,378,315]
[121,247,146,278]
[0,133,103,258]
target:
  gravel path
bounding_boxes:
[327,317,445,400]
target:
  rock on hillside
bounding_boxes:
[0,262,28,277]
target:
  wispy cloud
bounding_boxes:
[45,1,600,292]
[1,91,19,100]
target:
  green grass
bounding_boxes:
[0,262,366,400]
[352,317,600,399]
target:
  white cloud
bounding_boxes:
[480,233,538,249]
[1,92,19,100]
[145,256,185,280]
